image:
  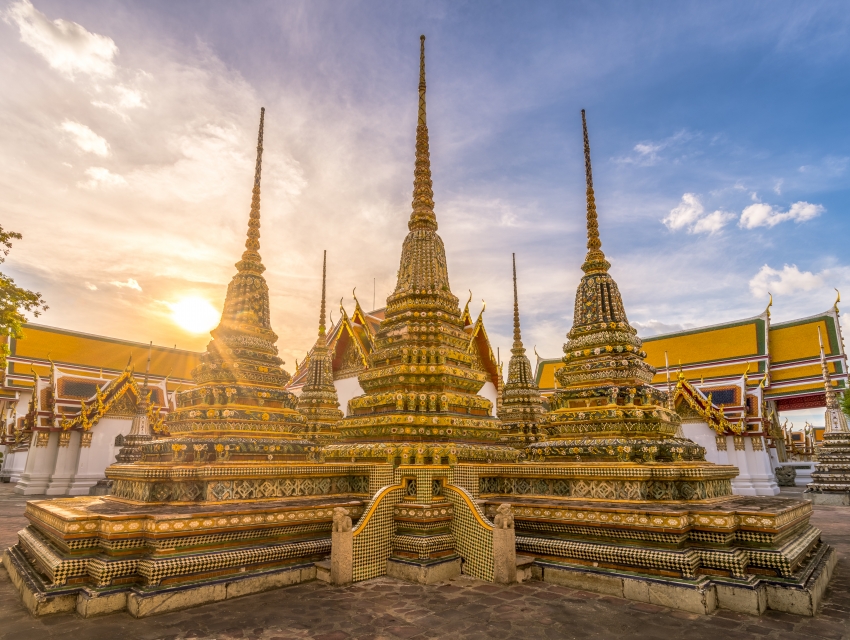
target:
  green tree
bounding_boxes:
[841,390,850,419]
[0,225,48,368]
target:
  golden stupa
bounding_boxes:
[4,37,836,621]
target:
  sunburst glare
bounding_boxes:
[170,297,219,334]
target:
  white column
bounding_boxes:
[743,436,780,496]
[45,431,81,495]
[15,432,60,495]
[727,436,756,496]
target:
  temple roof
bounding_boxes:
[534,302,848,417]
[4,323,199,394]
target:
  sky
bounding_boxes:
[2,1,850,403]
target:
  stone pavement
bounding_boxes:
[0,484,847,640]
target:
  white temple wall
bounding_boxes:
[681,421,778,495]
[46,431,81,495]
[726,435,780,496]
[69,417,133,495]
[15,432,60,495]
[479,382,498,417]
[335,377,366,417]
[681,422,729,465]
[2,448,27,483]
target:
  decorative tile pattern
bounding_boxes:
[138,538,329,586]
[352,485,404,582]
[444,485,493,581]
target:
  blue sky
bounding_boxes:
[2,1,849,380]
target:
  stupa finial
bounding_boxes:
[238,107,265,273]
[408,35,437,232]
[512,253,523,352]
[318,250,327,340]
[580,109,610,274]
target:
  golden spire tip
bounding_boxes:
[512,253,523,350]
[318,250,327,339]
[580,109,607,273]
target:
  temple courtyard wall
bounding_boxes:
[0,483,847,639]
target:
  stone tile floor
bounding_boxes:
[0,484,847,640]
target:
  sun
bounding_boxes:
[170,297,220,334]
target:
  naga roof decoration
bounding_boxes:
[673,372,742,435]
[59,369,148,431]
[322,36,518,464]
[529,110,704,463]
[296,251,344,439]
[498,254,545,446]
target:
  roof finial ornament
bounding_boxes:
[143,341,152,390]
[318,250,327,340]
[766,292,773,318]
[408,35,437,232]
[580,109,610,275]
[511,253,524,352]
[237,107,266,274]
[834,288,840,314]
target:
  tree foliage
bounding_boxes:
[0,225,48,368]
[841,390,850,419]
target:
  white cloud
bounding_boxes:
[749,264,823,297]
[78,167,127,189]
[662,193,733,235]
[60,120,109,156]
[618,130,694,166]
[739,201,824,229]
[632,319,689,336]
[5,0,118,80]
[692,209,736,234]
[85,282,97,290]
[110,278,142,291]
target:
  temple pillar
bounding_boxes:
[15,432,59,495]
[45,431,81,495]
[330,507,353,586]
[492,504,517,584]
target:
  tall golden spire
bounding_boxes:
[409,35,437,232]
[238,107,266,275]
[580,109,610,274]
[512,253,524,354]
[217,108,275,334]
[318,250,327,340]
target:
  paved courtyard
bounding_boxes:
[0,485,847,640]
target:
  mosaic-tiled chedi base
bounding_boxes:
[807,328,850,504]
[4,110,370,618]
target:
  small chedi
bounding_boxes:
[4,36,836,620]
[497,254,546,447]
[806,328,850,504]
[295,250,344,442]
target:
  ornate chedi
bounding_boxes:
[806,327,850,504]
[106,107,316,504]
[498,254,546,446]
[4,40,838,620]
[4,109,369,618]
[528,111,706,469]
[480,111,835,616]
[296,251,343,441]
[322,36,517,468]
